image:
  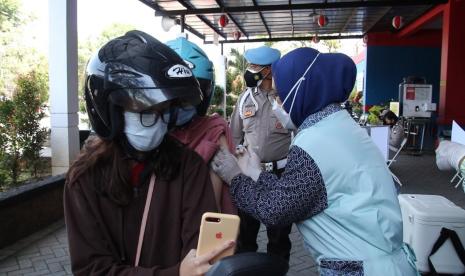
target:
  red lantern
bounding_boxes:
[317,15,328,27]
[232,31,241,40]
[392,16,404,29]
[312,35,320,44]
[218,14,229,28]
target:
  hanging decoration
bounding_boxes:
[218,14,229,28]
[392,16,404,29]
[312,35,320,44]
[232,31,241,40]
[317,15,328,27]
[309,10,318,23]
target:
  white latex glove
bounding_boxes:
[236,146,262,181]
[211,146,242,184]
[436,141,465,170]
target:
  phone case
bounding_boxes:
[196,212,240,263]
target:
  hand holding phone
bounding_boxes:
[196,212,240,263]
[180,240,235,276]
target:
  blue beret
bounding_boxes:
[244,46,281,65]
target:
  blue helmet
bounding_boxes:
[166,37,215,116]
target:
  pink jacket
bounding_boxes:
[171,114,236,214]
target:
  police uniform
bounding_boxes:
[230,87,291,165]
[229,46,292,261]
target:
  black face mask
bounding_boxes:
[243,69,264,88]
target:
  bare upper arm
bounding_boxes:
[218,135,229,151]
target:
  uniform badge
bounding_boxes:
[243,106,256,118]
[275,120,283,129]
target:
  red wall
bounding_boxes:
[438,0,465,125]
[366,30,442,48]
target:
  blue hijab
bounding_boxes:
[272,47,356,127]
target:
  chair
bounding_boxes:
[451,169,465,189]
[358,113,368,126]
[206,252,289,276]
[387,137,408,168]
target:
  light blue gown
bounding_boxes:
[294,109,418,275]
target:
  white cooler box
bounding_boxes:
[398,194,465,274]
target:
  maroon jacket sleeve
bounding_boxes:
[64,182,180,276]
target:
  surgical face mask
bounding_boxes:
[175,105,197,126]
[124,111,169,152]
[272,99,296,130]
[280,53,320,120]
[243,67,265,88]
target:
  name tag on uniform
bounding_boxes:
[243,105,256,118]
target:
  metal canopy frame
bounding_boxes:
[139,0,447,44]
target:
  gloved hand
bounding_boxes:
[436,140,465,170]
[211,146,242,184]
[236,146,262,181]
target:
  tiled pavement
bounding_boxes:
[1,151,463,276]
[0,221,70,276]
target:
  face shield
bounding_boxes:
[104,63,202,113]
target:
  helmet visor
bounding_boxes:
[105,63,202,112]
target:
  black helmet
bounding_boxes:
[84,30,202,140]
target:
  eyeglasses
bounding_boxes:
[138,110,169,127]
[138,103,171,127]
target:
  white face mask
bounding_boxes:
[280,53,320,125]
[124,111,168,152]
[272,99,296,130]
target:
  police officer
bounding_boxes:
[229,46,292,262]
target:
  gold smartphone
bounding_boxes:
[196,212,240,263]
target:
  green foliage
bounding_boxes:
[207,85,224,116]
[226,95,236,106]
[264,41,275,47]
[226,106,234,117]
[226,70,234,94]
[210,85,224,106]
[367,105,386,125]
[213,108,224,116]
[227,48,247,75]
[0,0,47,98]
[207,84,239,119]
[77,23,135,120]
[0,0,21,32]
[0,71,48,189]
[322,40,342,53]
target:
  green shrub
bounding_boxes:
[367,105,386,125]
[0,70,48,188]
[213,108,224,116]
[210,85,224,106]
[226,95,236,106]
[226,106,234,117]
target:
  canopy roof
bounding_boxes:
[139,0,447,43]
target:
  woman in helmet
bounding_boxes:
[166,37,236,214]
[64,31,234,276]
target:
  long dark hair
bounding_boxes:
[66,135,182,205]
[382,110,399,125]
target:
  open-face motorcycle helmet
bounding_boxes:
[84,30,202,140]
[165,37,214,117]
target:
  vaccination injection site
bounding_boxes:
[1,0,465,275]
